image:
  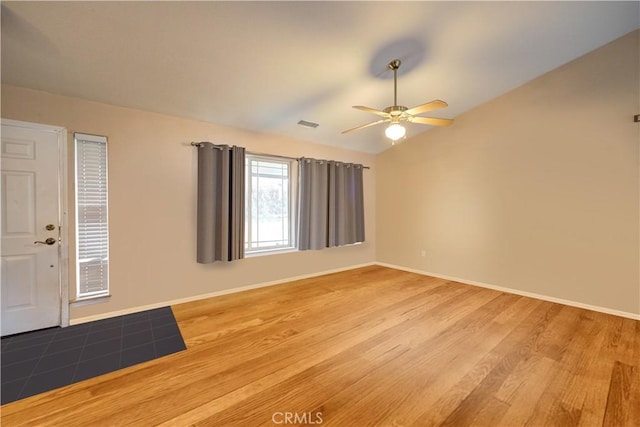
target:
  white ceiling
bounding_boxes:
[2,1,638,153]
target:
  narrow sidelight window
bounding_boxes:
[74,133,109,299]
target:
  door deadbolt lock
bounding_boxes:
[46,224,56,231]
[34,237,57,245]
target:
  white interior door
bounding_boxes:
[1,122,63,336]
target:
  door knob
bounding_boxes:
[34,238,57,245]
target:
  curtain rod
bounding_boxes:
[190,142,370,169]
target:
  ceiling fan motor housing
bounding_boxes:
[388,59,401,70]
[383,105,408,117]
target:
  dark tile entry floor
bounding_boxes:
[1,306,186,405]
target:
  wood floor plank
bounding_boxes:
[523,309,608,427]
[577,312,633,427]
[603,361,637,427]
[432,302,563,427]
[497,355,559,426]
[547,312,620,427]
[469,396,511,427]
[1,266,638,427]
[376,297,544,427]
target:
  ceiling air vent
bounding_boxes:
[297,120,319,128]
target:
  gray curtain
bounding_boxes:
[297,159,365,250]
[197,143,245,263]
[298,159,329,250]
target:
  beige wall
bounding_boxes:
[1,85,376,320]
[377,30,640,315]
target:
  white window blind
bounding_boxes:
[74,133,109,298]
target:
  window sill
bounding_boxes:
[245,247,298,258]
[70,294,111,307]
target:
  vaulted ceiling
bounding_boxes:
[2,2,638,153]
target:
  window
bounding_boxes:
[74,133,109,299]
[245,155,295,254]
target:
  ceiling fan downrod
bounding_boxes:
[389,59,401,107]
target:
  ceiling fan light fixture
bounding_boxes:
[385,123,406,141]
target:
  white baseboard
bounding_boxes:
[70,262,377,325]
[375,262,640,321]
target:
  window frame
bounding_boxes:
[244,154,297,255]
[74,132,110,301]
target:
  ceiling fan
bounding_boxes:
[342,59,453,141]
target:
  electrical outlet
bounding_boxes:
[421,249,426,257]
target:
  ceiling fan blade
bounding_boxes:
[353,106,390,118]
[405,100,448,116]
[342,119,388,134]
[409,116,454,127]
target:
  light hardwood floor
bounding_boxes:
[2,266,639,426]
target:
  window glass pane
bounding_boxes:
[245,156,293,253]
